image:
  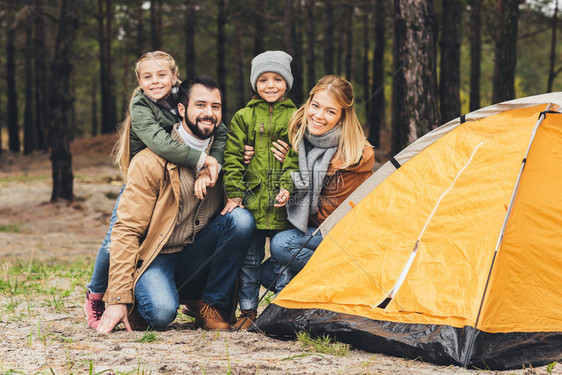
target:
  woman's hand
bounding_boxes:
[221,197,244,215]
[194,173,212,199]
[274,189,290,207]
[96,304,131,334]
[271,140,289,163]
[243,145,255,165]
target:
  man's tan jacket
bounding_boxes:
[104,142,223,305]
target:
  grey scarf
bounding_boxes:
[287,126,341,232]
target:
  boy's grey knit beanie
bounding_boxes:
[250,50,294,92]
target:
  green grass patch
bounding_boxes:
[0,258,92,297]
[0,174,51,184]
[0,224,20,233]
[296,331,350,356]
[136,328,158,343]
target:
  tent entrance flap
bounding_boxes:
[378,141,485,309]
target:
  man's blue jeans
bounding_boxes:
[269,227,324,290]
[132,208,255,328]
[87,185,125,294]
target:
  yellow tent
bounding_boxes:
[255,93,562,370]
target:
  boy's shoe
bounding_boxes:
[84,291,105,329]
[181,300,198,318]
[192,300,230,330]
[233,309,257,331]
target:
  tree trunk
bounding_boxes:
[362,5,370,130]
[547,0,559,92]
[392,0,439,154]
[285,0,304,104]
[254,0,266,55]
[50,0,79,202]
[336,12,344,75]
[469,0,482,111]
[24,1,37,154]
[369,0,386,149]
[305,0,316,90]
[292,2,304,104]
[439,0,461,123]
[234,17,246,109]
[98,0,117,134]
[284,0,293,60]
[344,1,354,80]
[151,0,162,50]
[323,0,334,75]
[7,3,20,153]
[136,0,145,56]
[492,0,519,103]
[217,0,227,115]
[34,0,48,151]
[105,0,117,128]
[91,75,98,137]
[121,53,129,121]
[185,0,196,78]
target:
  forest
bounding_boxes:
[0,0,560,201]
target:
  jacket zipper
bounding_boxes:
[266,105,273,229]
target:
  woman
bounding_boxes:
[266,74,375,291]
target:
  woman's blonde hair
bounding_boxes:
[288,74,366,169]
[113,51,179,181]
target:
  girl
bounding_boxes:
[221,50,298,330]
[84,51,228,329]
[267,74,375,289]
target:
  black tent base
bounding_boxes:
[252,303,562,370]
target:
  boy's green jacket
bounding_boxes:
[223,98,298,230]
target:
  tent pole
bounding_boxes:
[463,105,553,368]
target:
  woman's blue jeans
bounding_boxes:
[135,208,254,328]
[269,227,324,290]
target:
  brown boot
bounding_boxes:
[233,309,257,331]
[192,300,230,330]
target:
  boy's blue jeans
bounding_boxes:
[135,208,254,328]
[269,227,324,290]
[237,225,292,311]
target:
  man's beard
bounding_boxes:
[185,115,218,139]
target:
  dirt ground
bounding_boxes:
[0,134,558,374]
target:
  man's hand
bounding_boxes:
[271,140,289,163]
[274,189,290,207]
[194,173,212,199]
[96,304,131,334]
[242,140,290,165]
[221,197,244,215]
[203,155,218,184]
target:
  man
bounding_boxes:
[96,76,255,333]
